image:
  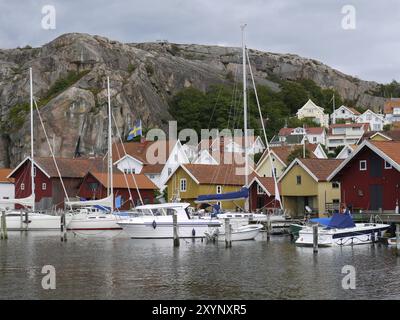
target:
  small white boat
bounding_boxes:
[117,203,221,239]
[3,211,61,231]
[206,224,263,242]
[296,212,389,247]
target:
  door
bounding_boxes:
[369,185,383,210]
[370,153,382,178]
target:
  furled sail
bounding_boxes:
[195,187,249,203]
[65,194,113,209]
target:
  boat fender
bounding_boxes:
[192,228,196,237]
[152,220,157,229]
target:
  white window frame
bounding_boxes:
[216,185,222,194]
[384,161,393,169]
[257,185,265,195]
[359,160,367,171]
[179,178,187,192]
[42,183,47,190]
[21,183,25,191]
[33,167,36,177]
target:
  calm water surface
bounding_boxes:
[1,231,400,299]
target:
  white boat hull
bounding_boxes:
[2,212,61,231]
[296,223,389,247]
[66,213,122,231]
[118,220,221,239]
[217,225,263,241]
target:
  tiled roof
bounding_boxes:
[384,99,400,114]
[35,157,106,178]
[182,164,252,185]
[369,141,400,166]
[257,144,318,166]
[348,107,361,115]
[0,168,13,183]
[90,172,157,189]
[249,175,280,195]
[141,164,164,174]
[361,130,400,142]
[299,158,343,181]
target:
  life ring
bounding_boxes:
[152,220,157,229]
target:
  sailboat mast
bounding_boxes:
[241,25,249,197]
[30,67,35,212]
[107,77,113,211]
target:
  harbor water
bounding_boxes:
[1,231,400,299]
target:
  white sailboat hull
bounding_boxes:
[3,212,61,231]
[296,223,389,247]
[118,218,221,239]
[66,213,122,231]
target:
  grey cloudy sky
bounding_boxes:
[0,0,399,83]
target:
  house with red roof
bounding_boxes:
[331,105,360,124]
[326,123,370,151]
[247,175,281,212]
[0,168,15,209]
[271,126,326,146]
[328,140,400,212]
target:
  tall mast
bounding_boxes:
[30,67,35,211]
[107,77,113,211]
[241,24,249,211]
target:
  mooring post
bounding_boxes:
[0,211,7,239]
[173,213,180,247]
[24,211,29,231]
[0,211,3,240]
[225,218,232,248]
[396,224,400,255]
[60,213,67,242]
[313,224,318,253]
[266,214,271,241]
[20,209,23,230]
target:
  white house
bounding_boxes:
[192,149,219,165]
[331,105,360,124]
[273,127,326,146]
[335,144,357,159]
[326,123,369,151]
[296,99,329,127]
[356,109,386,131]
[0,169,15,209]
[384,98,400,124]
[113,139,190,190]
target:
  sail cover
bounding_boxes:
[195,187,249,203]
[327,210,355,229]
[0,194,34,208]
[65,194,113,209]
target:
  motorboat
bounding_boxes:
[205,224,263,242]
[295,211,389,247]
[117,203,221,239]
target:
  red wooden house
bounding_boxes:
[8,157,106,210]
[328,140,400,211]
[248,175,281,212]
[77,171,157,210]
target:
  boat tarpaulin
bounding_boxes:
[310,217,331,226]
[327,210,355,229]
[195,187,249,203]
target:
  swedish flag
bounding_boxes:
[127,119,142,141]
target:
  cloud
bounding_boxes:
[0,0,398,83]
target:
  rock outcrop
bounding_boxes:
[0,33,386,167]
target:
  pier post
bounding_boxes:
[1,211,7,240]
[396,224,400,255]
[20,210,23,230]
[60,213,67,242]
[173,213,180,247]
[225,218,232,248]
[313,224,318,253]
[24,211,29,231]
[266,214,271,241]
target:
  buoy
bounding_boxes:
[152,220,157,229]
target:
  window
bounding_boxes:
[33,167,36,177]
[296,175,302,185]
[332,182,340,189]
[385,161,393,169]
[313,137,317,142]
[216,185,222,194]
[359,160,367,171]
[21,183,25,191]
[180,179,187,192]
[257,185,265,194]
[168,168,172,176]
[42,183,47,190]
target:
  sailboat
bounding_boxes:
[65,77,122,232]
[194,25,287,237]
[0,68,61,230]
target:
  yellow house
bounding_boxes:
[278,158,343,218]
[256,144,324,178]
[166,164,246,210]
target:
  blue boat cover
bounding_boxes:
[310,217,331,226]
[196,187,249,203]
[326,210,355,229]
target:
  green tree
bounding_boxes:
[287,146,310,163]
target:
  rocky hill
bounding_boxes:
[0,33,386,167]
